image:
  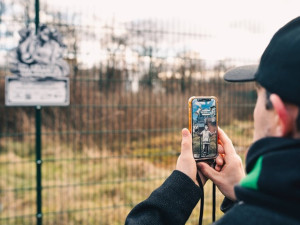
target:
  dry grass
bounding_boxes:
[0,70,255,224]
[0,76,256,148]
[0,122,250,225]
[0,146,172,225]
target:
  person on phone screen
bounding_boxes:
[199,124,215,156]
[125,16,300,225]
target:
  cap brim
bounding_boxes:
[224,65,258,82]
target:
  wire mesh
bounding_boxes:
[0,1,259,224]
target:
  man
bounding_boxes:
[125,16,300,225]
[199,124,216,156]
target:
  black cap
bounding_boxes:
[224,16,300,106]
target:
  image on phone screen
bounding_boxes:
[191,98,217,159]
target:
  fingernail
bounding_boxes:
[182,129,189,137]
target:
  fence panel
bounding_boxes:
[0,1,258,224]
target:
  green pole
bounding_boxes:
[35,1,42,225]
[36,106,42,225]
[35,0,39,34]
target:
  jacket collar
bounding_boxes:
[235,137,300,220]
[245,137,300,173]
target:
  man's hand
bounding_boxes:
[176,128,200,186]
[198,127,245,201]
[176,128,224,187]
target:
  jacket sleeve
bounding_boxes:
[220,197,236,213]
[125,170,202,225]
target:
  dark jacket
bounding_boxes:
[125,137,300,225]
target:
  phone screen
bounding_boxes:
[190,97,218,160]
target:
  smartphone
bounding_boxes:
[188,96,218,161]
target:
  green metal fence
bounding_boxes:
[0,1,258,224]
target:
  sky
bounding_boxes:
[44,0,300,64]
[24,0,299,65]
[192,99,215,119]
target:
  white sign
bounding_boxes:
[5,77,69,106]
[6,25,70,106]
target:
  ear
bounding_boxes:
[270,94,293,137]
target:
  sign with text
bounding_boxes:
[6,25,70,106]
[5,77,69,106]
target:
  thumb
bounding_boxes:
[180,128,192,156]
[198,162,219,183]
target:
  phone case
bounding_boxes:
[188,96,218,161]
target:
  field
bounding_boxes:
[0,120,253,225]
[0,66,256,224]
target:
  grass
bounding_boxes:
[0,120,252,225]
[222,120,254,148]
[0,145,173,225]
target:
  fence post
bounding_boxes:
[36,106,42,225]
[35,1,42,225]
[35,0,39,33]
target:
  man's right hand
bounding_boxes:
[197,127,245,201]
